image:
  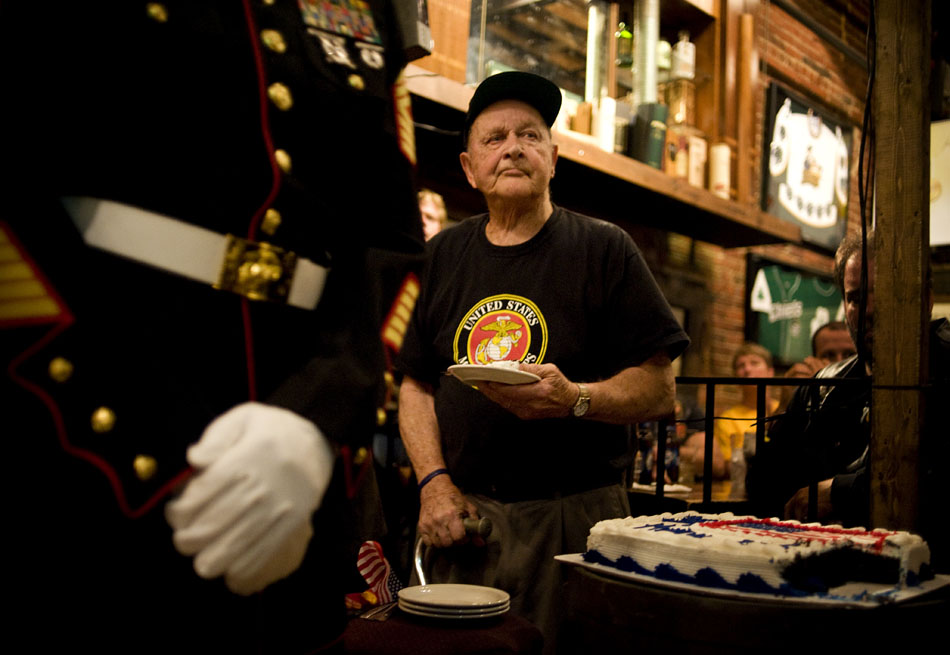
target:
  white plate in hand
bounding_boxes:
[447,364,540,385]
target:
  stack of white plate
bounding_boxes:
[397,583,510,620]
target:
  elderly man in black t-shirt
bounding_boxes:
[396,72,689,653]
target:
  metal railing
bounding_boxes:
[647,375,868,519]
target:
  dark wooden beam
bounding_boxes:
[736,13,755,204]
[869,0,930,531]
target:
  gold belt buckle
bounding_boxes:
[215,235,298,303]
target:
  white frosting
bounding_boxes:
[586,511,930,590]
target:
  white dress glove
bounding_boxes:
[165,402,334,595]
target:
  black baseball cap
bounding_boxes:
[463,71,562,145]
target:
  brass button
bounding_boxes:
[274,149,292,174]
[347,74,365,90]
[353,446,369,466]
[261,208,282,235]
[260,29,287,54]
[146,3,168,22]
[48,357,74,383]
[267,83,293,111]
[383,371,397,397]
[376,407,387,426]
[91,407,117,433]
[133,455,158,481]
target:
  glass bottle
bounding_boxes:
[616,14,633,68]
[671,30,695,80]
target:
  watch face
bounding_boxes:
[572,383,590,417]
[573,399,589,417]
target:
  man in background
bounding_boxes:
[812,321,858,363]
[418,187,449,241]
[778,321,857,409]
[712,343,779,490]
[764,231,949,555]
[785,321,857,379]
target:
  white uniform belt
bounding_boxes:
[61,197,327,310]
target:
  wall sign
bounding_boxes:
[761,84,852,252]
[745,254,844,367]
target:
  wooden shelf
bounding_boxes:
[658,0,718,37]
[405,64,801,249]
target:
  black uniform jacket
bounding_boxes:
[1,1,423,652]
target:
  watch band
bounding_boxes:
[572,382,591,418]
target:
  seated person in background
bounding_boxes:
[813,320,858,363]
[677,397,727,480]
[778,321,856,409]
[679,432,727,480]
[763,231,950,540]
[418,187,448,241]
[788,321,857,378]
[642,399,701,485]
[712,343,779,480]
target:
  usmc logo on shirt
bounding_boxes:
[453,294,548,366]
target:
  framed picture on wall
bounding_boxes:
[745,254,844,367]
[761,83,852,252]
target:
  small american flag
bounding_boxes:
[356,541,403,604]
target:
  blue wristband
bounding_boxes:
[417,468,449,490]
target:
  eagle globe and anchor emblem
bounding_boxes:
[453,294,548,367]
[474,316,522,364]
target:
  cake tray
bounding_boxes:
[555,553,949,608]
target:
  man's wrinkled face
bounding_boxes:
[460,100,558,203]
[813,328,856,363]
[843,254,874,358]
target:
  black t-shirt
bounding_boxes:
[398,206,689,500]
